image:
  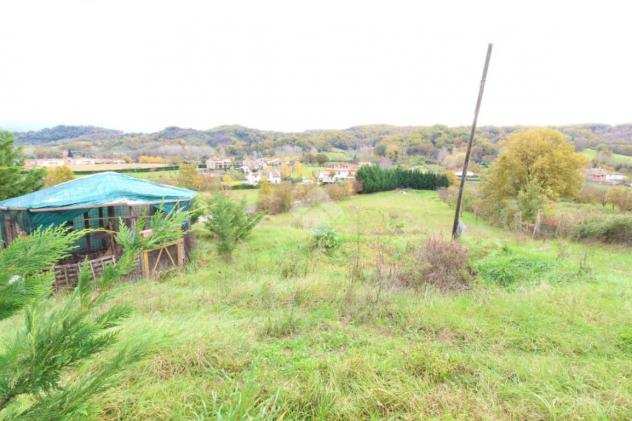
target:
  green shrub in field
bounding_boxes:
[311,225,342,254]
[475,247,557,287]
[205,194,263,259]
[573,215,632,245]
[356,165,449,193]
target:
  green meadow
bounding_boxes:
[22,191,632,418]
[582,148,632,166]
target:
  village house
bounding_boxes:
[586,168,608,183]
[240,158,267,173]
[205,158,233,170]
[245,170,281,186]
[318,165,356,184]
[586,168,628,185]
[605,173,627,185]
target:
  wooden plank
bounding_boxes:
[142,251,150,278]
[177,239,185,266]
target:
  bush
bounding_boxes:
[573,216,632,245]
[205,194,263,258]
[407,236,473,291]
[605,186,632,212]
[311,225,342,254]
[325,182,352,201]
[356,165,449,193]
[475,247,556,287]
[295,184,330,206]
[578,184,608,206]
[257,183,295,214]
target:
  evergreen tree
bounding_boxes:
[0,227,147,418]
[0,131,45,200]
[205,194,262,259]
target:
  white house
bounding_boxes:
[245,172,261,186]
[605,173,627,185]
[267,170,282,184]
[245,170,281,186]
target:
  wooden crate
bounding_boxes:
[53,255,116,290]
[140,238,186,278]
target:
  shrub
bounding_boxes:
[257,183,295,214]
[578,184,608,206]
[475,247,556,287]
[296,184,330,206]
[325,182,352,201]
[408,236,473,291]
[311,225,342,254]
[605,186,632,212]
[573,216,632,245]
[517,179,547,222]
[205,194,263,258]
[356,165,449,193]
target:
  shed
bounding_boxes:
[0,172,196,286]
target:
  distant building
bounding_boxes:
[586,168,608,183]
[245,172,261,186]
[245,170,281,186]
[605,173,627,185]
[586,168,627,185]
[206,158,233,170]
[318,165,357,184]
[240,158,266,173]
[453,170,478,180]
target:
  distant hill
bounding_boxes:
[13,123,632,165]
[15,125,123,144]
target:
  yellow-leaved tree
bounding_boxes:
[44,165,74,186]
[482,128,587,201]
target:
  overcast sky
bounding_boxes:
[1,0,631,132]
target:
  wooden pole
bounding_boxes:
[452,43,493,239]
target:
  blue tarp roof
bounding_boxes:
[0,172,196,211]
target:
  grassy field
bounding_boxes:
[582,148,632,165]
[18,191,632,418]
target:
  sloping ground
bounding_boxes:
[582,148,632,165]
[84,192,632,418]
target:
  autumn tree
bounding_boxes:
[176,162,204,190]
[481,128,587,202]
[44,165,74,186]
[280,162,292,179]
[293,162,304,178]
[0,131,45,200]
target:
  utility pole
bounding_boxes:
[452,43,493,239]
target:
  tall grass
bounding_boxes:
[11,190,630,419]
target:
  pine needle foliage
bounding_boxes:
[0,226,86,321]
[0,130,45,201]
[205,193,262,258]
[0,227,148,418]
[115,208,189,252]
[356,165,449,193]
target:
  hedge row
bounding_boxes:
[356,165,450,193]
